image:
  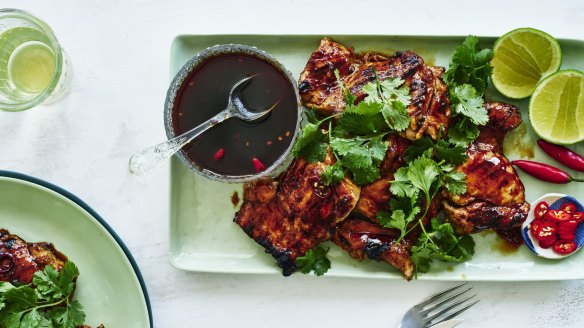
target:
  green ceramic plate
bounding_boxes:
[0,171,152,327]
[169,35,584,281]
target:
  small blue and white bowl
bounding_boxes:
[522,193,584,259]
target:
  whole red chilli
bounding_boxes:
[511,160,584,184]
[538,139,584,172]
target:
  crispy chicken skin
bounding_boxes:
[442,102,530,234]
[298,38,359,116]
[332,217,415,280]
[298,38,451,140]
[234,153,360,276]
[0,229,67,284]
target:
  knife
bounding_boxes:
[430,319,463,328]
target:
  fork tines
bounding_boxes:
[418,282,479,326]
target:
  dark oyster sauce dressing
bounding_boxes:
[173,54,298,176]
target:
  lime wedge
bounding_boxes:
[529,70,584,145]
[491,28,562,99]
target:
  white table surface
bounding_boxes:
[1,1,583,327]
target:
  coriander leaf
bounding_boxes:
[49,303,86,328]
[67,300,86,327]
[407,157,440,199]
[0,284,36,328]
[440,163,454,172]
[292,122,327,163]
[330,135,388,185]
[58,261,79,297]
[369,136,388,163]
[378,198,422,238]
[451,84,488,126]
[321,161,344,185]
[362,82,380,103]
[443,35,493,94]
[378,78,411,131]
[381,101,410,132]
[0,281,12,293]
[390,167,418,198]
[3,284,37,309]
[410,247,432,274]
[296,246,331,276]
[350,166,382,186]
[448,118,480,148]
[389,195,419,214]
[34,265,64,301]
[337,101,385,135]
[21,309,46,328]
[411,219,475,275]
[378,210,406,232]
[304,108,320,124]
[1,312,25,328]
[404,136,434,162]
[47,306,74,328]
[330,138,372,167]
[33,256,79,305]
[456,235,476,259]
[379,78,411,105]
[435,140,468,165]
[444,171,467,195]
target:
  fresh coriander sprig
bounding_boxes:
[379,133,468,241]
[295,245,331,276]
[292,70,411,186]
[0,261,86,328]
[443,35,493,147]
[443,35,494,94]
[411,219,475,275]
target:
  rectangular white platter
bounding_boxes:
[169,35,584,281]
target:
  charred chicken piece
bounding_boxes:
[0,229,67,284]
[298,38,451,140]
[332,217,416,280]
[442,102,530,234]
[353,134,411,220]
[234,153,360,276]
[342,134,445,279]
[298,38,360,116]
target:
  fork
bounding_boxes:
[397,282,479,328]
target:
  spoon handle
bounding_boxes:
[129,109,232,176]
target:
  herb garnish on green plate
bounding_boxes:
[0,261,87,328]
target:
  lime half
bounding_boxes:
[529,70,584,145]
[491,28,562,99]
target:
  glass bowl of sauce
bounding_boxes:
[164,44,301,182]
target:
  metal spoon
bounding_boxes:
[129,75,276,176]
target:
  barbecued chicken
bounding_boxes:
[334,134,446,280]
[234,152,360,276]
[0,229,67,284]
[298,38,451,140]
[333,217,416,279]
[442,102,530,234]
[353,134,411,219]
